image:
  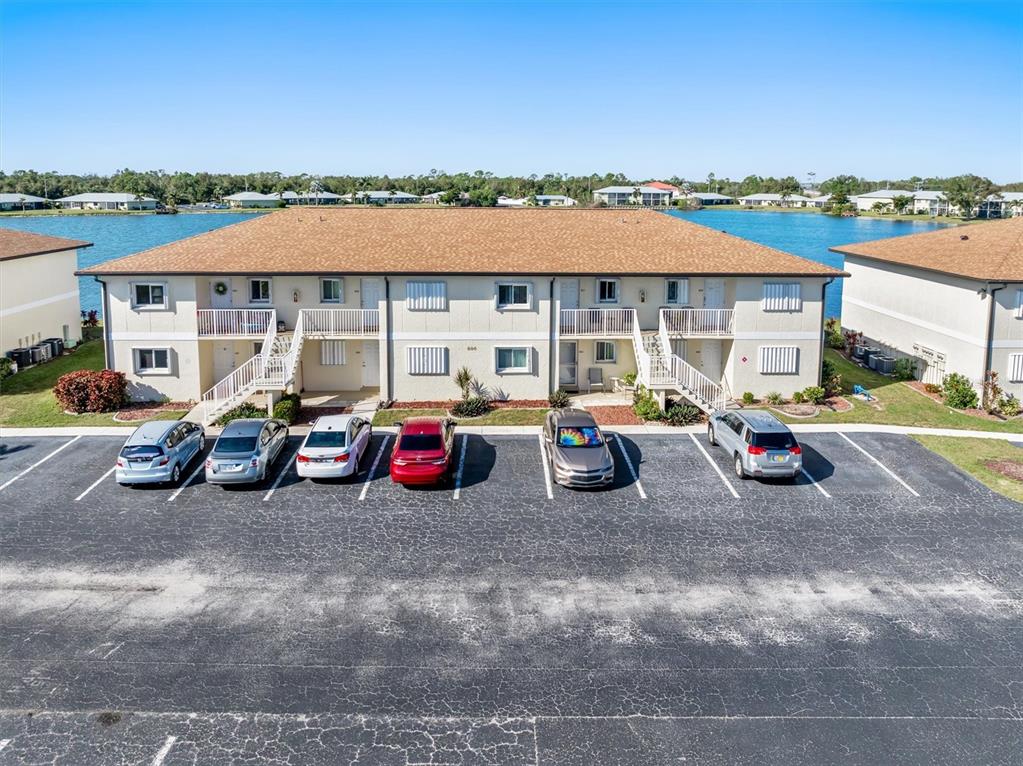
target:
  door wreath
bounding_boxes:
[213,281,229,295]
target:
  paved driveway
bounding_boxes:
[0,432,1020,764]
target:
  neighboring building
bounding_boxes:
[805,194,832,209]
[852,189,916,212]
[737,193,813,208]
[276,191,301,204]
[496,195,526,207]
[0,193,47,211]
[79,207,843,420]
[682,192,734,206]
[224,192,281,209]
[909,190,951,217]
[0,228,92,355]
[297,191,343,205]
[344,190,421,204]
[834,218,1023,399]
[532,195,577,207]
[979,192,1023,219]
[644,181,681,199]
[57,192,158,211]
[593,185,674,207]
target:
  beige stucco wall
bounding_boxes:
[988,284,1023,398]
[299,339,372,391]
[0,248,81,352]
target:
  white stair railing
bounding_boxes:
[630,310,650,384]
[664,354,726,412]
[200,355,264,423]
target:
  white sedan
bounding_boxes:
[295,414,373,479]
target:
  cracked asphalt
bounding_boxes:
[0,431,1020,764]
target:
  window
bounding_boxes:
[594,340,616,363]
[597,278,619,303]
[134,348,170,374]
[758,345,799,374]
[249,278,271,304]
[557,427,604,447]
[1009,353,1023,383]
[495,346,531,374]
[320,278,344,304]
[665,278,689,305]
[762,282,802,312]
[407,281,447,311]
[407,346,449,375]
[131,282,167,309]
[320,340,345,365]
[496,282,531,309]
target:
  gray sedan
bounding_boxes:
[116,420,206,486]
[206,418,289,486]
[542,408,615,488]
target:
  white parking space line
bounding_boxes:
[839,432,920,497]
[452,434,468,499]
[537,434,554,500]
[688,433,741,499]
[263,449,299,501]
[151,736,177,766]
[359,435,391,501]
[74,465,117,502]
[613,434,647,499]
[800,468,832,498]
[167,460,205,503]
[0,436,81,493]
[0,739,10,753]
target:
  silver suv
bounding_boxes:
[708,410,802,479]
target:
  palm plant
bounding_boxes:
[453,366,473,400]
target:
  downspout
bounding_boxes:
[983,282,1007,407]
[548,277,557,394]
[384,276,393,403]
[95,277,112,369]
[818,277,835,385]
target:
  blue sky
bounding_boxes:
[2,0,1021,181]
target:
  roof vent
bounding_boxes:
[960,234,969,240]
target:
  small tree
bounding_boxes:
[982,370,1002,414]
[453,366,473,400]
[891,195,912,214]
[943,174,995,220]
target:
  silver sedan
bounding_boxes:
[205,418,289,486]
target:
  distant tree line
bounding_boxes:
[0,168,1017,207]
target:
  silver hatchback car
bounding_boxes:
[116,420,206,486]
[206,418,289,486]
[708,410,802,479]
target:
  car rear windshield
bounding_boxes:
[121,445,163,458]
[557,426,603,447]
[214,436,257,454]
[306,431,347,448]
[751,431,797,449]
[398,434,443,451]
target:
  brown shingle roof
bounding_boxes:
[78,208,845,278]
[0,227,92,261]
[831,217,1023,282]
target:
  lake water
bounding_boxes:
[1,210,944,319]
[668,209,945,317]
[0,213,260,316]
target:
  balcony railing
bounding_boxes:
[302,308,380,336]
[197,309,276,337]
[559,308,635,336]
[660,308,734,337]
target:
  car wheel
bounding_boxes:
[198,435,206,451]
[708,424,717,446]
[171,464,181,484]
[734,453,747,480]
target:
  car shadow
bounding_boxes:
[606,432,644,492]
[457,434,497,490]
[795,442,835,484]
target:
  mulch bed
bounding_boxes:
[586,406,643,425]
[294,406,354,424]
[985,460,1023,482]
[386,400,549,410]
[771,403,819,417]
[113,401,191,422]
[906,380,944,403]
[824,396,853,412]
[904,382,1011,421]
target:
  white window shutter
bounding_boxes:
[320,340,345,365]
[1016,289,1023,319]
[1008,353,1023,383]
[407,281,447,311]
[407,346,448,375]
[678,278,690,305]
[762,282,802,311]
[758,345,800,374]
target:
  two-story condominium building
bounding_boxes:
[57,193,158,211]
[834,218,1023,398]
[593,186,674,207]
[1,228,92,354]
[79,208,844,423]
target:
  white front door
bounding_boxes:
[362,341,380,387]
[560,279,579,310]
[704,279,725,309]
[700,340,722,383]
[210,278,233,308]
[361,278,382,310]
[213,342,235,382]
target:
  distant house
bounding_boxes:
[496,195,526,207]
[297,191,343,205]
[644,181,681,199]
[979,192,1023,219]
[344,190,421,204]
[805,194,832,208]
[276,191,301,204]
[593,185,673,207]
[682,192,734,206]
[737,193,812,208]
[909,191,951,217]
[57,192,158,211]
[224,191,281,209]
[533,195,577,207]
[0,193,47,211]
[852,189,916,212]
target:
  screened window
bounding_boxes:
[762,282,802,312]
[134,348,170,374]
[249,279,272,303]
[597,278,619,303]
[665,278,689,305]
[131,282,167,309]
[320,278,343,304]
[594,340,616,363]
[407,281,447,311]
[496,346,530,373]
[497,282,531,309]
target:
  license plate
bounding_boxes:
[313,457,332,463]
[221,463,243,472]
[771,454,787,463]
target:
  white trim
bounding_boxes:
[0,289,79,318]
[494,345,532,374]
[842,295,988,348]
[111,331,197,341]
[393,331,548,340]
[991,339,1023,349]
[733,331,819,341]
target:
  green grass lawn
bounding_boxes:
[373,407,547,427]
[912,436,1023,504]
[774,350,1023,434]
[0,340,185,427]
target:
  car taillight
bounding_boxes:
[156,456,169,466]
[429,458,447,465]
[333,453,349,463]
[789,445,802,455]
[296,454,310,463]
[747,445,766,455]
[205,458,212,468]
[116,457,125,467]
[250,458,259,467]
[393,459,408,466]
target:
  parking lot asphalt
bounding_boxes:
[0,431,1021,764]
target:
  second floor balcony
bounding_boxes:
[197,308,380,338]
[660,308,735,337]
[559,308,635,337]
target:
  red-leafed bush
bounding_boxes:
[54,370,128,413]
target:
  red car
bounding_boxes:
[389,417,456,486]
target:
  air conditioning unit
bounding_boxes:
[875,355,896,375]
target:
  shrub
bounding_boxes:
[453,366,473,400]
[821,358,842,396]
[892,358,917,381]
[982,370,1002,414]
[0,357,13,381]
[924,382,942,395]
[632,387,663,421]
[941,372,979,410]
[621,371,637,387]
[741,391,756,406]
[765,391,784,405]
[216,402,268,425]
[53,369,127,413]
[663,402,702,426]
[801,386,827,405]
[998,394,1021,418]
[548,389,571,409]
[451,395,492,418]
[272,393,302,423]
[792,390,806,404]
[824,318,844,349]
